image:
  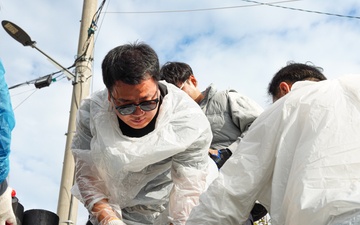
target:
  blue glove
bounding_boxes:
[209,148,232,169]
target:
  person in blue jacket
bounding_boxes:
[0,59,16,225]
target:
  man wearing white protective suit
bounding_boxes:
[71,42,218,225]
[186,72,360,224]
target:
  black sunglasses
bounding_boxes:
[111,91,159,115]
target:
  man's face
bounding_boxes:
[109,77,160,129]
[177,76,200,102]
[178,79,193,98]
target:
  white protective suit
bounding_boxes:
[71,81,218,225]
[186,75,360,225]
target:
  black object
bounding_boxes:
[34,75,52,89]
[22,209,59,225]
[251,203,268,221]
[12,196,24,225]
[209,148,232,169]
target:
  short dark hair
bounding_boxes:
[268,62,327,97]
[102,42,160,91]
[159,62,193,85]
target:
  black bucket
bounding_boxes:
[22,209,59,225]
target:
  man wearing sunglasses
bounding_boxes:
[71,42,218,225]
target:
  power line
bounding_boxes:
[11,88,38,97]
[88,0,111,94]
[8,71,66,90]
[102,0,360,20]
[9,73,67,110]
[241,0,360,20]
[12,89,37,111]
[103,0,301,14]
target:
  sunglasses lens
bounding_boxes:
[117,105,136,115]
[115,99,159,115]
[140,101,158,111]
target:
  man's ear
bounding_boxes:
[188,75,197,87]
[107,91,111,102]
[279,81,292,96]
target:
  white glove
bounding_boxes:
[107,220,126,225]
[0,187,16,225]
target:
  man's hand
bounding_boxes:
[208,149,218,156]
[92,199,126,225]
[0,187,16,225]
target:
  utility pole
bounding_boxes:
[57,0,98,224]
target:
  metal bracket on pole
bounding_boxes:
[30,44,76,81]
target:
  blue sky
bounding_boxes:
[1,0,360,224]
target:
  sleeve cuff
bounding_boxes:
[0,179,8,195]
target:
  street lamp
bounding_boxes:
[1,20,76,82]
[2,2,98,223]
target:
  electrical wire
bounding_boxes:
[9,73,67,110]
[71,0,108,110]
[74,0,107,66]
[8,70,66,90]
[103,0,359,20]
[241,0,360,20]
[90,0,110,94]
[103,0,300,14]
[10,88,38,97]
[13,89,37,111]
[93,0,111,46]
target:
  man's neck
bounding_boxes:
[195,93,205,104]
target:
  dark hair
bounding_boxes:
[159,61,193,85]
[101,42,160,91]
[268,62,327,97]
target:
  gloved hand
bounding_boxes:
[0,187,17,225]
[107,219,127,225]
[209,148,232,169]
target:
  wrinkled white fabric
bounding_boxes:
[187,75,360,225]
[71,81,218,225]
[0,187,16,225]
[107,220,127,225]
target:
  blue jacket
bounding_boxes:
[0,60,15,195]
